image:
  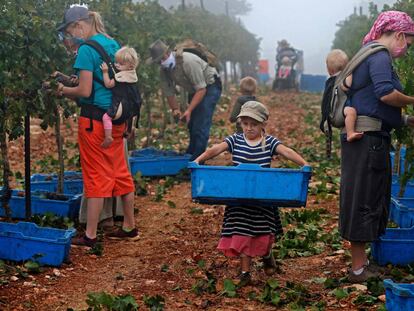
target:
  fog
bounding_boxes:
[241,0,396,76]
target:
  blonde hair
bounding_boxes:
[261,128,267,152]
[79,11,111,37]
[326,49,349,74]
[116,46,140,69]
[239,76,257,95]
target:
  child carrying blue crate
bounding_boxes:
[194,101,308,285]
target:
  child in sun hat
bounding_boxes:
[194,101,308,286]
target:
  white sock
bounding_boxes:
[366,259,370,266]
[353,267,364,275]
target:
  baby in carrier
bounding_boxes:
[325,49,362,142]
[277,56,292,79]
[100,46,140,147]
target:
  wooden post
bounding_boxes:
[54,107,64,194]
[0,100,12,220]
[223,61,228,91]
[225,1,229,16]
[200,0,205,10]
[179,88,187,113]
[24,109,31,220]
[145,95,152,147]
[160,95,168,138]
[232,62,238,83]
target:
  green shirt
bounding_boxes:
[160,52,218,97]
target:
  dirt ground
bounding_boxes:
[0,91,379,310]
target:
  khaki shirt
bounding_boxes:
[160,52,218,97]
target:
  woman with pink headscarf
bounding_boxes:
[340,11,414,283]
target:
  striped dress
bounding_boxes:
[217,133,284,257]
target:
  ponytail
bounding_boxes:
[261,128,266,152]
[87,11,111,38]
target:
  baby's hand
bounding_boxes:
[101,136,113,148]
[100,62,109,72]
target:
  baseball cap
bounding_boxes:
[57,5,89,32]
[237,101,269,123]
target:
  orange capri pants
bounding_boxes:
[78,116,135,198]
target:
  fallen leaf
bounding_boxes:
[345,284,367,292]
[145,280,156,285]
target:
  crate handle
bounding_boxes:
[302,165,312,172]
[188,162,199,168]
[58,228,77,242]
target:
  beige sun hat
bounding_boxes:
[237,101,269,123]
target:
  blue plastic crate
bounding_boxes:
[384,279,414,311]
[391,175,414,198]
[189,163,312,207]
[258,73,270,83]
[371,227,414,265]
[0,190,82,219]
[30,171,82,182]
[300,74,327,93]
[0,222,75,266]
[129,147,191,177]
[30,171,83,194]
[30,180,83,195]
[389,197,414,228]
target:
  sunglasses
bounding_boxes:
[57,32,74,42]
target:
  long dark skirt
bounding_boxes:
[339,132,391,242]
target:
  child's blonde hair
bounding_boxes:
[326,49,348,75]
[239,76,257,95]
[115,46,140,69]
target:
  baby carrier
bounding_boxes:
[80,40,142,133]
[319,43,388,158]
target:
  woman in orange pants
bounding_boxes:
[56,5,138,247]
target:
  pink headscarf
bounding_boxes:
[363,11,414,45]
